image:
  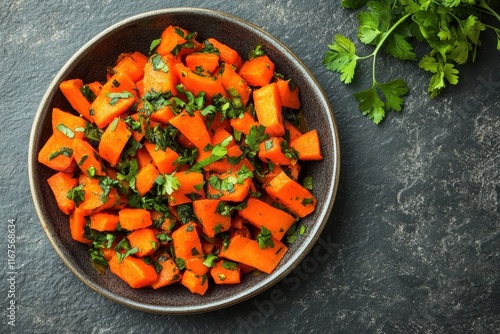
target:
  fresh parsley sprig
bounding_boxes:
[324,0,500,123]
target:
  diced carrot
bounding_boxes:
[127,112,148,142]
[289,129,323,161]
[185,256,210,275]
[288,162,301,181]
[172,222,203,260]
[211,127,235,147]
[168,171,206,206]
[87,81,102,97]
[78,175,120,216]
[69,208,90,244]
[181,269,208,295]
[108,253,158,288]
[219,234,288,274]
[150,104,176,124]
[174,62,227,101]
[156,25,201,58]
[72,138,105,177]
[185,52,220,74]
[229,111,259,135]
[206,170,252,202]
[253,83,285,137]
[127,228,159,257]
[169,110,212,151]
[151,254,181,289]
[206,38,243,69]
[135,163,160,197]
[59,79,93,121]
[192,199,231,237]
[135,146,153,169]
[144,142,179,175]
[204,145,254,174]
[98,118,132,166]
[142,54,178,96]
[207,112,232,135]
[113,51,148,82]
[89,212,120,231]
[239,55,275,87]
[219,63,252,106]
[239,197,295,240]
[46,171,78,215]
[91,72,137,129]
[276,77,301,109]
[51,107,87,139]
[258,137,292,166]
[210,260,241,285]
[284,121,303,141]
[201,240,215,255]
[118,208,153,231]
[136,79,145,97]
[265,171,317,218]
[38,133,76,172]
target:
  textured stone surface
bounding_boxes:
[1,0,499,333]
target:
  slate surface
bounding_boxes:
[1,0,499,333]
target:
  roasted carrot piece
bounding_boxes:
[253,83,285,137]
[219,234,288,274]
[156,25,201,58]
[181,269,208,295]
[192,199,231,237]
[87,81,103,97]
[219,63,252,106]
[89,212,120,231]
[47,171,78,215]
[284,121,303,141]
[127,228,159,257]
[69,208,90,244]
[185,52,220,74]
[91,72,136,129]
[51,107,87,139]
[289,129,323,161]
[276,77,301,109]
[108,253,158,288]
[239,55,275,87]
[144,142,179,175]
[185,257,210,275]
[207,112,232,135]
[151,254,181,289]
[172,222,203,260]
[168,171,206,206]
[149,104,176,124]
[142,54,178,96]
[98,118,132,166]
[174,62,227,101]
[258,137,292,166]
[72,138,105,177]
[204,145,254,174]
[265,170,317,218]
[38,133,76,172]
[210,260,241,285]
[211,127,236,148]
[206,170,252,202]
[135,146,153,169]
[169,110,211,151]
[288,162,301,181]
[112,51,148,82]
[239,197,295,240]
[118,208,153,231]
[59,79,93,121]
[135,163,160,197]
[229,111,259,135]
[206,38,243,69]
[78,175,120,216]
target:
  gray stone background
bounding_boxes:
[1,0,499,333]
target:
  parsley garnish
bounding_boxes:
[106,91,133,106]
[256,226,274,249]
[324,0,500,123]
[66,184,85,207]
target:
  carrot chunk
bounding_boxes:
[109,253,158,288]
[89,212,120,232]
[98,118,132,166]
[210,260,241,285]
[172,222,203,260]
[168,171,206,206]
[59,79,93,121]
[239,55,275,87]
[192,199,231,237]
[181,269,208,295]
[118,208,153,231]
[289,129,323,161]
[127,228,159,257]
[253,83,285,137]
[47,171,78,215]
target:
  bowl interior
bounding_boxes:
[29,8,339,314]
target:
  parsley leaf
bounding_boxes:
[256,226,274,249]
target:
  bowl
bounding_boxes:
[28,7,340,314]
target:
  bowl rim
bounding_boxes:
[28,6,340,314]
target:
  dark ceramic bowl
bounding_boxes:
[28,7,340,314]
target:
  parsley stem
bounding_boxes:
[477,0,500,22]
[370,13,412,82]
